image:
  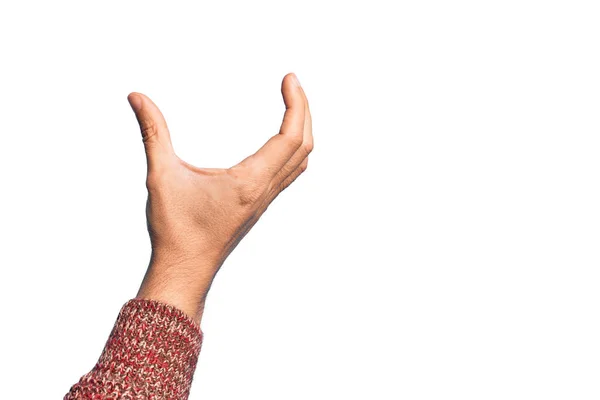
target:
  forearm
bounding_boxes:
[64,299,203,400]
[65,254,216,399]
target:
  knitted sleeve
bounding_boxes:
[64,298,203,400]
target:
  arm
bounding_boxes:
[65,73,312,399]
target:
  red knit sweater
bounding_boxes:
[64,299,203,399]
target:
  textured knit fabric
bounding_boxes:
[65,298,203,400]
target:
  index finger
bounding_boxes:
[236,73,306,178]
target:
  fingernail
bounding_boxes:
[291,73,301,87]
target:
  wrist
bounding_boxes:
[136,251,222,323]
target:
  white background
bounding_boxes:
[1,1,599,399]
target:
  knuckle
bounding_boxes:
[145,167,169,191]
[286,132,304,149]
[145,176,160,192]
[140,120,158,142]
[279,161,296,177]
[279,176,293,193]
[228,168,266,207]
[299,159,309,173]
[145,175,160,192]
[279,182,290,194]
[303,139,314,154]
[238,183,264,206]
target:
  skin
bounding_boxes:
[128,73,313,324]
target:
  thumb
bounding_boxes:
[127,92,174,170]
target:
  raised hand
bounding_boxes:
[129,73,313,323]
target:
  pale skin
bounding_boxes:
[129,73,313,324]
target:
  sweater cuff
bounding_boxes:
[65,298,203,400]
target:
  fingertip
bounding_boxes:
[281,73,305,111]
[127,92,143,112]
[283,72,301,89]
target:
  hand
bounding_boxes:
[129,73,313,323]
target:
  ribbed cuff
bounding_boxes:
[65,298,203,400]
